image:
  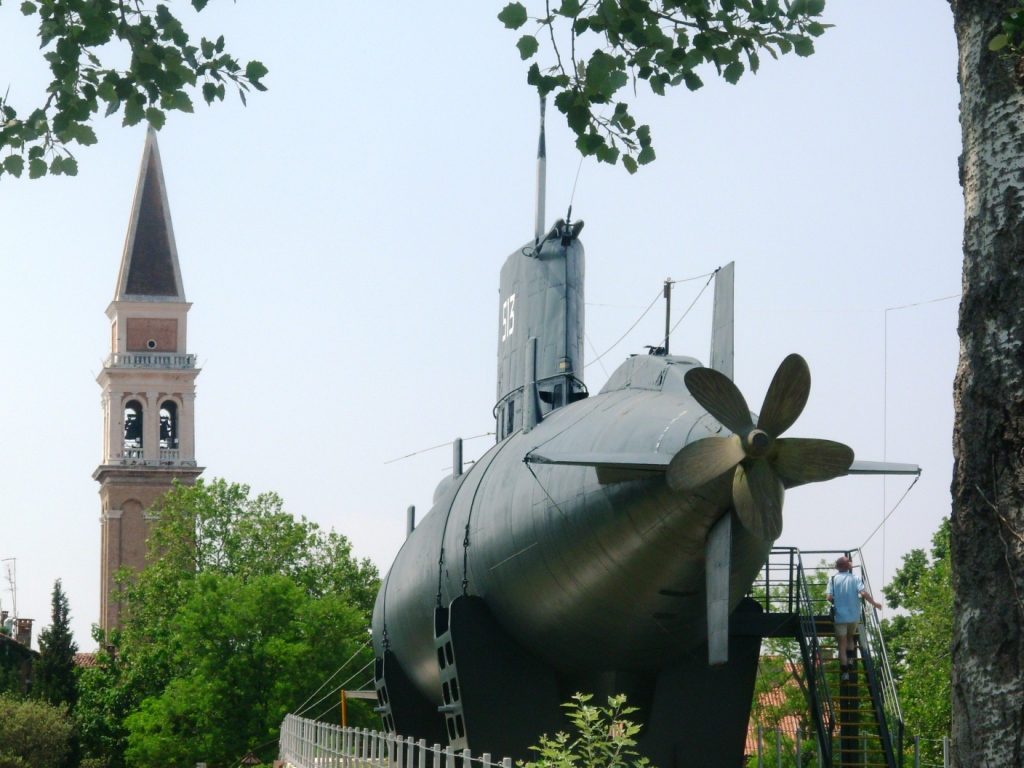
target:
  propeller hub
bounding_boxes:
[745,429,771,457]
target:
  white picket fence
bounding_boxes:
[278,714,513,768]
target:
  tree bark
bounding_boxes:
[950,1,1024,765]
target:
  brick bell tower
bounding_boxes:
[94,128,203,632]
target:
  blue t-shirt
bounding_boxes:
[827,571,865,624]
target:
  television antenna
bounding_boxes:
[2,559,16,621]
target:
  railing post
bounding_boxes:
[463,748,472,768]
[482,753,491,768]
[943,736,950,768]
[432,744,441,768]
[776,726,782,768]
[796,727,802,768]
[445,745,453,768]
[418,740,427,768]
[757,725,764,768]
[914,736,920,768]
[502,759,512,768]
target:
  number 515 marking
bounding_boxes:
[502,293,516,342]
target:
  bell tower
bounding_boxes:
[94,128,204,632]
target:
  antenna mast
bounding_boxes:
[534,96,547,247]
[2,559,16,621]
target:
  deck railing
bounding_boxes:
[279,714,513,768]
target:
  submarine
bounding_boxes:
[371,101,913,768]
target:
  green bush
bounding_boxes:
[521,694,651,768]
[0,693,74,768]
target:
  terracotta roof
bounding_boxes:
[745,660,804,754]
[73,652,98,668]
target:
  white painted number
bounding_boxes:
[502,293,516,342]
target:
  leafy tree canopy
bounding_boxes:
[0,0,267,180]
[0,693,74,768]
[881,519,951,765]
[498,0,829,173]
[76,479,380,768]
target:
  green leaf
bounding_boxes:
[638,146,656,165]
[557,0,582,16]
[29,157,47,179]
[123,96,145,127]
[145,107,166,130]
[793,37,815,57]
[622,155,638,175]
[74,125,98,146]
[20,1,37,15]
[498,2,528,30]
[169,91,194,113]
[3,155,25,178]
[245,60,269,90]
[807,0,826,14]
[723,61,744,84]
[201,37,215,58]
[516,35,539,60]
[683,71,703,91]
[990,34,1010,52]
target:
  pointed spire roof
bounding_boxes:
[115,128,185,301]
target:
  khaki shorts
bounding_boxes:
[835,622,859,637]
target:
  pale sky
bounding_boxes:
[0,1,961,647]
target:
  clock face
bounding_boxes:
[126,318,178,352]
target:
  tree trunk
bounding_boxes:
[950,1,1024,765]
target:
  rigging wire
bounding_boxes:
[882,292,959,588]
[295,658,376,717]
[859,473,921,551]
[655,270,717,351]
[384,433,495,465]
[582,287,663,370]
[311,676,376,721]
[293,639,370,714]
[584,330,609,378]
[583,269,719,372]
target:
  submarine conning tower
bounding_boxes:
[494,222,586,440]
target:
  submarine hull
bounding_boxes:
[372,355,772,708]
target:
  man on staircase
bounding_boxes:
[827,556,883,682]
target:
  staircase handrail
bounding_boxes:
[850,548,903,768]
[792,549,836,767]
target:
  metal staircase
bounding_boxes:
[749,548,903,768]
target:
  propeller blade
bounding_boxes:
[772,438,855,489]
[666,435,745,492]
[684,367,753,434]
[757,354,811,438]
[733,460,784,541]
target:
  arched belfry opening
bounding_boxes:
[123,400,143,451]
[159,401,178,450]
